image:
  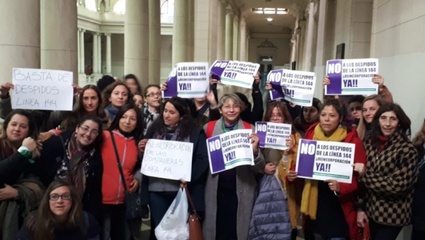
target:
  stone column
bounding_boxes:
[0,0,40,84]
[239,16,247,61]
[232,15,239,60]
[315,0,327,66]
[97,33,102,74]
[303,1,316,71]
[41,0,78,82]
[216,0,226,60]
[172,0,189,65]
[125,0,149,86]
[79,29,86,74]
[187,0,194,61]
[105,33,112,75]
[92,33,99,74]
[149,0,161,85]
[224,6,233,60]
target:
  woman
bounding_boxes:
[356,103,418,240]
[300,99,366,240]
[36,115,104,223]
[0,110,43,240]
[140,97,209,236]
[203,93,264,240]
[411,119,425,240]
[293,98,322,137]
[0,110,44,240]
[17,180,100,240]
[356,94,385,141]
[102,82,132,122]
[248,101,301,240]
[101,103,143,240]
[124,74,143,95]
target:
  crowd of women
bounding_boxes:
[0,71,423,240]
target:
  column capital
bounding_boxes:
[104,33,112,37]
[78,28,86,33]
[226,5,234,15]
[233,15,239,22]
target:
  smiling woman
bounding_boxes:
[17,180,100,240]
[35,115,105,224]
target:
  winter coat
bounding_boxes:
[248,174,291,240]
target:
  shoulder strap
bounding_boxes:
[242,121,252,129]
[206,120,217,138]
[109,131,128,192]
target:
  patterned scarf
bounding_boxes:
[300,124,347,219]
[155,126,181,141]
[57,134,93,196]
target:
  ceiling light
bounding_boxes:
[266,18,273,22]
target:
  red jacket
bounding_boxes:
[101,130,139,204]
[305,123,367,240]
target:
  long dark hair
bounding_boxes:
[25,180,84,240]
[368,103,411,148]
[124,74,143,94]
[76,115,104,151]
[108,103,143,140]
[320,99,352,131]
[1,110,38,148]
[74,85,106,118]
[147,97,195,140]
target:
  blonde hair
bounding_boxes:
[357,94,384,140]
[218,93,246,112]
[413,119,425,147]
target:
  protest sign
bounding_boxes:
[267,69,316,106]
[141,139,193,181]
[12,68,73,111]
[206,129,254,174]
[209,60,260,89]
[295,139,355,183]
[255,121,292,150]
[163,62,209,98]
[325,58,379,95]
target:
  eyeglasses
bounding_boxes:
[350,106,362,112]
[222,105,241,110]
[49,193,72,201]
[79,125,99,136]
[146,92,161,98]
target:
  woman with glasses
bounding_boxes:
[101,103,143,240]
[203,93,264,240]
[142,84,162,135]
[248,101,301,240]
[17,180,100,240]
[36,115,104,224]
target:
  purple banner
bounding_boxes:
[163,68,178,98]
[206,135,225,173]
[296,139,317,178]
[209,60,229,78]
[326,59,343,95]
[255,122,268,148]
[267,69,285,100]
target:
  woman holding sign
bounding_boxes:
[356,103,418,240]
[300,99,366,240]
[140,97,209,238]
[248,101,301,240]
[203,93,264,240]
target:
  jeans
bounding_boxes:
[102,204,126,240]
[369,219,402,240]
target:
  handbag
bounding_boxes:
[155,188,189,240]
[110,131,143,220]
[183,184,203,240]
[357,222,371,240]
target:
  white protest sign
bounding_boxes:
[12,68,73,111]
[325,58,379,95]
[255,122,292,150]
[210,60,260,89]
[295,139,355,183]
[141,139,194,181]
[206,129,254,174]
[163,62,209,98]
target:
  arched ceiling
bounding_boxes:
[233,0,306,34]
